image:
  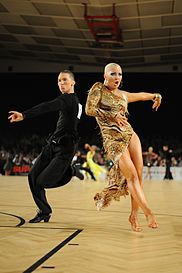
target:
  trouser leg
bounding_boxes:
[81,166,96,180]
[28,140,76,214]
[28,145,53,214]
[164,162,173,179]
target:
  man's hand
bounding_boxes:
[8,111,24,123]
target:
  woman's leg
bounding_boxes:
[127,132,144,231]
[144,166,150,180]
[119,133,158,229]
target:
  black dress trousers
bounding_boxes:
[28,137,77,214]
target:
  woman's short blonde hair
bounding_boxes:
[104,63,121,73]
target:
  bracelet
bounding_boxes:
[152,93,162,102]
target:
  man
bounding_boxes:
[8,70,84,223]
[162,145,173,180]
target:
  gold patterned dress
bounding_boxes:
[85,82,134,210]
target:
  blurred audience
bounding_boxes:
[0,134,182,177]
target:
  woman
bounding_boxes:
[85,63,162,231]
[84,143,107,181]
[143,146,158,180]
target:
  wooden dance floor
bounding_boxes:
[0,176,182,273]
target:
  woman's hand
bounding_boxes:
[152,99,161,111]
[152,93,162,111]
[8,111,24,122]
[115,112,129,127]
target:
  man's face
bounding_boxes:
[58,72,75,94]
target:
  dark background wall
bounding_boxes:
[0,72,181,151]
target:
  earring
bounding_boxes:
[119,81,123,88]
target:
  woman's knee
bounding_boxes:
[126,172,138,182]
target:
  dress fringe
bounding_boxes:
[94,179,129,210]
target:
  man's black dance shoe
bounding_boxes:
[29,211,51,223]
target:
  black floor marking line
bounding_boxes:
[41,266,55,268]
[0,211,25,227]
[23,229,83,273]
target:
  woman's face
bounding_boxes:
[104,65,122,90]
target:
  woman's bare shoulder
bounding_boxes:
[120,90,129,101]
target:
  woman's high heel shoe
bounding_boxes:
[29,211,51,223]
[146,213,158,228]
[129,215,142,232]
